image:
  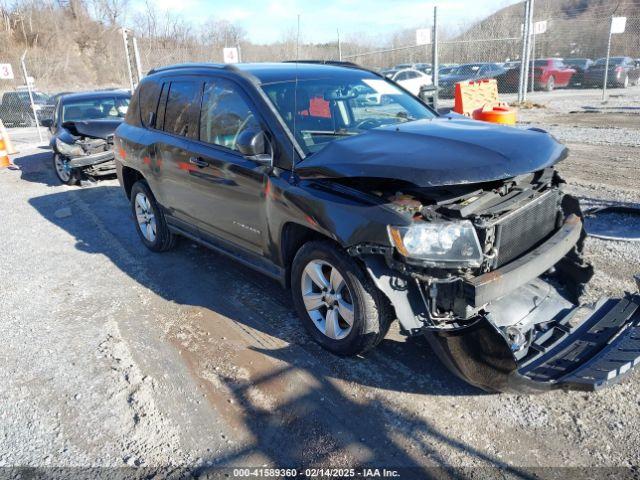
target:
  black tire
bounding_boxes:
[291,240,393,356]
[52,153,80,185]
[130,180,177,252]
[544,75,555,92]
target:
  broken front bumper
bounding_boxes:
[426,294,640,392]
[362,214,640,392]
[67,150,114,168]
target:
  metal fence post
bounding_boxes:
[522,0,535,101]
[602,16,613,101]
[432,6,439,111]
[517,0,530,103]
[20,50,43,142]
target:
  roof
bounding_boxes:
[60,89,131,103]
[147,62,379,85]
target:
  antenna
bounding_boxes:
[292,13,300,174]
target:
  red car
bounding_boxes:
[501,58,577,92]
[531,58,576,91]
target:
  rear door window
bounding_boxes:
[163,80,200,138]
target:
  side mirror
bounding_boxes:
[40,118,53,128]
[236,128,271,163]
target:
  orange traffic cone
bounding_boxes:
[0,134,11,168]
[0,120,16,155]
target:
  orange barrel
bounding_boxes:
[472,103,517,125]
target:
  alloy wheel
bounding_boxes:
[134,192,157,243]
[300,259,354,340]
[54,154,71,182]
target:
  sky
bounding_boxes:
[130,0,522,44]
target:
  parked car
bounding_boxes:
[583,56,640,88]
[0,90,50,127]
[530,58,576,91]
[438,63,507,97]
[388,68,432,96]
[380,68,399,78]
[500,58,576,92]
[42,90,130,185]
[114,61,640,393]
[564,58,593,86]
[438,65,458,76]
[414,63,432,75]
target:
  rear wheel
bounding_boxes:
[291,241,393,356]
[545,75,555,92]
[130,180,176,252]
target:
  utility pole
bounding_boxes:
[122,28,134,92]
[431,6,439,111]
[337,29,342,61]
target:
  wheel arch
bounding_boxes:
[120,165,145,200]
[280,222,341,289]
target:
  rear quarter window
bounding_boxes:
[124,88,141,127]
[138,80,162,128]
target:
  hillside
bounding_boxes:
[448,0,640,64]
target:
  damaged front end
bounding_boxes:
[55,121,119,177]
[347,168,640,392]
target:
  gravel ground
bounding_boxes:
[1,86,639,478]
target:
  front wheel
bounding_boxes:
[53,153,80,185]
[291,241,392,356]
[130,180,177,252]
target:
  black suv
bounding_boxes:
[114,62,640,393]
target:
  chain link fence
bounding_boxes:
[1,1,639,138]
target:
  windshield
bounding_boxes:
[262,75,437,155]
[13,91,49,103]
[450,64,482,76]
[594,57,624,66]
[62,96,130,122]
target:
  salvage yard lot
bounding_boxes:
[1,86,639,474]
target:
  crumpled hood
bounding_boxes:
[62,119,123,140]
[295,117,567,187]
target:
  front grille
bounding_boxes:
[494,190,560,267]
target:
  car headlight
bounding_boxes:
[55,138,84,157]
[388,220,483,267]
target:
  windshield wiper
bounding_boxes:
[362,110,416,121]
[304,130,358,137]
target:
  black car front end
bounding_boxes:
[346,168,640,392]
[53,120,122,179]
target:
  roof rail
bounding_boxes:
[283,60,361,68]
[146,62,236,76]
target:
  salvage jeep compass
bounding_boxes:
[114,62,640,392]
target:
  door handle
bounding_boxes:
[189,156,208,168]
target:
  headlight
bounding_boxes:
[55,138,84,157]
[388,220,483,267]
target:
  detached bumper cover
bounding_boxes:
[425,294,640,392]
[68,150,114,168]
